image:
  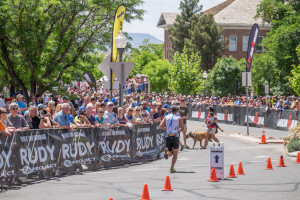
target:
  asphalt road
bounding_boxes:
[1,121,299,200]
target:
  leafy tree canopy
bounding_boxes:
[205,56,246,97]
[253,0,300,95]
[0,0,145,102]
[124,39,164,76]
[169,47,202,95]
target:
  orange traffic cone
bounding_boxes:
[140,184,152,200]
[277,156,287,167]
[296,152,300,163]
[208,168,219,182]
[265,157,273,170]
[259,125,268,144]
[162,176,173,191]
[108,198,113,200]
[236,162,245,175]
[227,164,237,178]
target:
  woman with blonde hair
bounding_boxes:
[54,104,62,116]
[133,106,142,124]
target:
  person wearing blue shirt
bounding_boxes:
[53,103,71,130]
[234,97,242,105]
[131,96,141,108]
[17,95,27,115]
[86,103,97,126]
[77,96,90,116]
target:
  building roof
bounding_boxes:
[157,0,271,28]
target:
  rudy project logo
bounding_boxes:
[101,154,112,162]
[22,164,57,175]
[117,11,124,19]
[63,160,72,168]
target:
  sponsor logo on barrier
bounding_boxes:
[0,170,15,178]
[63,157,96,167]
[102,129,126,136]
[101,154,112,162]
[136,135,154,151]
[62,142,95,159]
[217,113,233,122]
[156,133,164,146]
[20,134,47,142]
[191,111,205,119]
[156,126,161,130]
[61,132,75,139]
[99,139,131,154]
[245,115,264,125]
[277,118,297,128]
[21,163,57,175]
[137,127,150,133]
[0,150,12,168]
[20,145,55,165]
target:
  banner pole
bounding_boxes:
[246,75,249,136]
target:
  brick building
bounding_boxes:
[156,0,271,60]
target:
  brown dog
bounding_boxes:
[186,131,211,149]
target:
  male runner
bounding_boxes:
[160,106,184,173]
[178,98,189,150]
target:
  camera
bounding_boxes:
[39,110,47,116]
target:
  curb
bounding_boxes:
[229,134,284,144]
[287,151,300,157]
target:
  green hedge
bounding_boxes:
[287,139,300,152]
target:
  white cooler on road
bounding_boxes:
[209,142,224,180]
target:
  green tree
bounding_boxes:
[0,0,145,102]
[124,40,164,76]
[288,45,300,96]
[254,0,300,95]
[205,56,246,96]
[169,47,202,95]
[186,13,223,70]
[142,59,170,93]
[168,0,202,54]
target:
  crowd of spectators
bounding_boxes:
[0,82,300,137]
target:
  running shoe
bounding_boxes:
[180,145,184,151]
[170,168,176,173]
[164,148,169,160]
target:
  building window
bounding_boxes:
[242,36,249,52]
[229,35,237,51]
[220,35,225,49]
[256,36,264,52]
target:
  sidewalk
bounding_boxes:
[187,120,291,142]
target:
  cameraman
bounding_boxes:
[23,106,51,129]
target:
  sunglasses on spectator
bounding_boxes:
[108,105,113,107]
[99,112,104,113]
[11,107,18,110]
[136,109,140,111]
[129,110,133,111]
[0,112,7,114]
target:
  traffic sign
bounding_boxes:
[210,142,224,180]
[242,72,252,87]
[109,62,134,83]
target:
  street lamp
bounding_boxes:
[115,30,127,62]
[202,71,207,96]
[115,30,127,107]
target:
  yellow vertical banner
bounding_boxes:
[111,5,125,86]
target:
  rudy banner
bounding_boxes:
[0,123,165,180]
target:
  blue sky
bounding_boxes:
[123,0,225,41]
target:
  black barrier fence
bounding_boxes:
[0,123,165,183]
[188,104,299,131]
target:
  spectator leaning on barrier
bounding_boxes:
[6,103,29,131]
[103,102,118,128]
[63,96,75,116]
[53,103,72,131]
[86,103,98,127]
[77,96,91,116]
[17,94,27,115]
[23,106,51,129]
